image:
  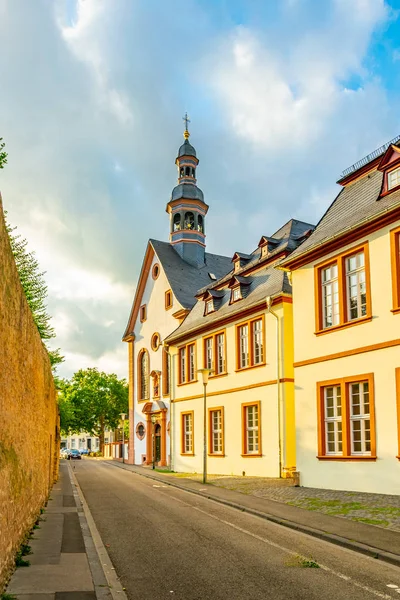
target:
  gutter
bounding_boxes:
[266,295,283,478]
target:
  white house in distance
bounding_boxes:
[123,123,231,466]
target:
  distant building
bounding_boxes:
[61,432,100,452]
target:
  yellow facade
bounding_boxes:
[169,297,297,478]
[290,216,400,493]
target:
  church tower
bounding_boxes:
[166,114,209,267]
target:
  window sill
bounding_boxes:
[165,306,173,311]
[391,308,400,315]
[315,315,372,336]
[137,399,149,404]
[177,379,198,387]
[208,453,225,457]
[209,372,228,379]
[235,362,266,373]
[317,455,377,461]
[180,452,194,456]
[241,453,262,458]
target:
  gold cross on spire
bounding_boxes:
[183,112,190,139]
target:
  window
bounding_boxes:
[198,215,204,233]
[203,331,226,376]
[178,343,196,384]
[152,263,160,279]
[231,286,242,303]
[184,212,194,230]
[390,227,400,312]
[140,305,147,322]
[205,299,214,315]
[181,412,194,454]
[388,167,400,190]
[138,349,149,401]
[165,289,173,310]
[209,408,224,455]
[236,317,265,370]
[317,374,375,459]
[162,348,170,395]
[136,423,146,440]
[173,213,181,231]
[315,244,371,333]
[151,332,160,351]
[242,402,261,456]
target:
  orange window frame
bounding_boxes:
[316,373,376,460]
[203,330,227,377]
[314,242,372,335]
[137,348,150,402]
[241,401,262,457]
[181,411,194,455]
[178,342,197,385]
[139,304,147,322]
[235,315,266,371]
[390,227,400,314]
[165,289,173,310]
[208,406,225,456]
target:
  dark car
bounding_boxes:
[67,449,82,460]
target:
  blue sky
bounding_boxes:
[1,0,400,378]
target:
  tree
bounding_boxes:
[0,138,7,169]
[5,216,64,376]
[59,368,129,453]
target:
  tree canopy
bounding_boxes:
[0,138,7,169]
[59,368,129,451]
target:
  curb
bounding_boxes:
[107,461,400,569]
[68,464,129,600]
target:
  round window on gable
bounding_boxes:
[136,422,146,440]
[151,332,161,351]
[152,263,160,279]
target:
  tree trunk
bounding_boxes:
[99,416,105,455]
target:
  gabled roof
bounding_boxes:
[281,169,400,269]
[196,219,314,295]
[165,267,291,344]
[123,239,231,340]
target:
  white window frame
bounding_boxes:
[188,344,195,382]
[349,382,371,455]
[346,252,366,321]
[252,319,264,365]
[179,348,186,384]
[321,264,339,328]
[182,413,193,454]
[388,167,400,190]
[245,405,259,454]
[239,324,249,368]
[210,409,223,454]
[216,333,225,375]
[205,337,213,370]
[231,286,241,302]
[324,386,342,455]
[205,299,214,314]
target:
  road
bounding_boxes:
[73,459,400,600]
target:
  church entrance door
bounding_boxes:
[155,424,161,463]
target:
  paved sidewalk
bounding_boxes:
[105,460,400,567]
[5,461,117,600]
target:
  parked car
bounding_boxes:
[60,448,71,458]
[67,449,82,460]
[79,448,89,455]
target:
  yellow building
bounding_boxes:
[166,220,313,478]
[282,136,400,494]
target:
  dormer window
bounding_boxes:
[388,167,400,190]
[231,287,242,303]
[205,299,214,314]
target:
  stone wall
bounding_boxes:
[0,195,59,591]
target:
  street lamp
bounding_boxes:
[120,413,127,464]
[197,368,213,484]
[151,414,157,470]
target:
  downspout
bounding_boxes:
[266,296,283,478]
[163,342,173,471]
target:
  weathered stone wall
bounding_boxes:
[0,195,59,591]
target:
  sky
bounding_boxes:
[1,0,400,380]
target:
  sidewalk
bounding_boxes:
[106,460,400,567]
[5,461,123,600]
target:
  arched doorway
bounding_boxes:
[155,423,161,463]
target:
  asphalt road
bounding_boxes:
[73,459,400,600]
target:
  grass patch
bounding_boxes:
[351,517,390,527]
[15,542,32,567]
[285,554,320,568]
[154,468,175,473]
[287,498,372,516]
[1,594,17,600]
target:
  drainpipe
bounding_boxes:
[163,342,173,471]
[266,296,283,478]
